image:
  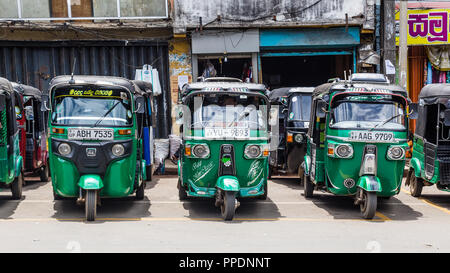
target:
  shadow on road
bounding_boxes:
[0,191,21,219]
[419,193,450,211]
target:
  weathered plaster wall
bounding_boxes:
[174,0,372,31]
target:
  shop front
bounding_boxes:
[259,27,361,89]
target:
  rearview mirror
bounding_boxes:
[134,96,146,114]
[408,103,418,120]
[316,100,327,118]
[41,94,50,111]
[0,94,5,112]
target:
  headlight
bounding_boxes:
[244,145,262,159]
[58,143,71,155]
[387,146,405,160]
[294,134,303,143]
[112,144,125,157]
[335,144,353,158]
[192,144,210,158]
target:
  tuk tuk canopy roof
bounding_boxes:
[268,87,314,102]
[181,82,267,97]
[11,82,42,100]
[0,77,14,96]
[48,75,147,96]
[419,84,450,99]
[312,81,408,99]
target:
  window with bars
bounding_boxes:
[0,0,168,20]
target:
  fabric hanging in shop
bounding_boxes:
[426,45,450,71]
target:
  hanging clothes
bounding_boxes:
[427,61,433,84]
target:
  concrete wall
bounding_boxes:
[174,0,372,31]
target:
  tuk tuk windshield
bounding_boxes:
[330,95,406,130]
[289,94,311,121]
[190,94,267,131]
[51,87,133,127]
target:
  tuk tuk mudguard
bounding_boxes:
[216,176,240,192]
[14,155,23,177]
[303,155,310,175]
[78,174,104,190]
[409,157,422,177]
[357,176,382,192]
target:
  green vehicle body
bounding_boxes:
[178,81,270,220]
[45,76,152,201]
[303,75,411,218]
[408,84,450,194]
[0,77,23,198]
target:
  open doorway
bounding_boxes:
[198,57,253,81]
[261,54,353,89]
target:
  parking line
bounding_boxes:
[375,212,391,221]
[402,189,450,215]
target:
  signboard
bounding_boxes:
[395,9,450,45]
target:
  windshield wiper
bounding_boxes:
[92,101,121,128]
[368,113,403,131]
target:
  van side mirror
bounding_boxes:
[41,94,50,111]
[317,100,327,118]
[0,94,5,112]
[134,96,146,114]
[408,103,418,120]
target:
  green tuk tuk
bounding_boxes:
[177,82,272,220]
[407,83,450,196]
[302,74,414,219]
[43,75,151,221]
[0,77,24,199]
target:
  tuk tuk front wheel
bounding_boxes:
[135,180,145,200]
[303,173,314,198]
[410,175,424,197]
[40,165,50,182]
[359,190,377,220]
[257,182,268,200]
[178,179,188,200]
[11,172,23,200]
[85,190,97,222]
[220,191,236,221]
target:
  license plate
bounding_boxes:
[347,131,395,143]
[68,128,114,140]
[204,128,250,138]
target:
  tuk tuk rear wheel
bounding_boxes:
[11,172,23,200]
[410,175,424,197]
[178,179,188,200]
[85,190,97,222]
[40,165,50,182]
[303,173,314,198]
[360,191,377,220]
[221,191,236,221]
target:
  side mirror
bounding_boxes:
[408,103,418,120]
[269,107,278,126]
[0,94,5,112]
[41,94,50,111]
[134,96,146,114]
[317,100,327,118]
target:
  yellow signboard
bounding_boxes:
[395,9,450,45]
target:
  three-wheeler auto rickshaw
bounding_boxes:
[302,74,414,219]
[12,82,50,182]
[268,87,313,177]
[0,77,24,199]
[407,83,450,196]
[177,81,272,220]
[43,75,151,221]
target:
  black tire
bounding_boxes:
[303,172,314,198]
[410,174,424,197]
[135,180,145,200]
[146,164,153,182]
[11,172,23,200]
[40,165,50,182]
[85,190,97,222]
[178,179,188,200]
[360,191,377,219]
[53,190,62,200]
[257,182,268,200]
[220,191,236,221]
[268,167,272,179]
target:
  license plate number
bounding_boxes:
[348,131,395,143]
[204,128,250,138]
[68,128,114,140]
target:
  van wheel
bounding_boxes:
[40,165,50,182]
[85,190,97,222]
[360,191,377,219]
[410,175,424,197]
[178,179,188,200]
[221,191,236,221]
[11,172,23,200]
[303,172,314,198]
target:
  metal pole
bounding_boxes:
[399,0,408,90]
